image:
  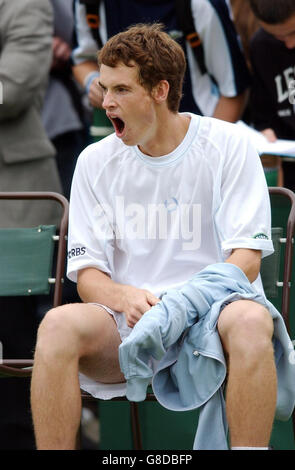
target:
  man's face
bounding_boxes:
[259,13,295,49]
[99,62,157,148]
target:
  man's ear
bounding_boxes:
[152,80,170,104]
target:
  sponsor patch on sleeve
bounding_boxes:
[253,233,269,240]
[67,247,86,259]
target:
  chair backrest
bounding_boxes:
[0,192,69,377]
[260,187,295,331]
[0,192,68,307]
[0,191,69,307]
[0,224,57,297]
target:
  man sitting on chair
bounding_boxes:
[31,23,294,450]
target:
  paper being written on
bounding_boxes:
[236,121,295,158]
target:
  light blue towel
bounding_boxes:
[119,263,295,449]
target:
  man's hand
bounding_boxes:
[261,128,277,142]
[88,77,104,108]
[51,36,71,70]
[72,62,103,108]
[121,286,160,328]
[77,267,160,327]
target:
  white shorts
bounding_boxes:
[79,303,132,400]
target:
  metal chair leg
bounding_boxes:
[130,402,142,450]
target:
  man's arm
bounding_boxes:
[72,61,103,108]
[191,0,250,120]
[213,90,249,123]
[0,0,53,121]
[72,61,97,87]
[226,248,262,283]
[261,128,277,142]
[77,267,160,328]
[72,0,104,108]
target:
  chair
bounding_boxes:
[261,154,283,187]
[261,187,295,331]
[0,191,69,378]
[261,187,295,446]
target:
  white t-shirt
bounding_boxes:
[67,114,273,296]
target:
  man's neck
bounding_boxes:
[138,112,191,157]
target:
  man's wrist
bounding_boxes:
[83,71,100,94]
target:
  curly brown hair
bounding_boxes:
[97,23,186,113]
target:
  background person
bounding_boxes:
[42,0,90,201]
[248,0,295,191]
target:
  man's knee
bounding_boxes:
[218,300,274,359]
[35,303,83,361]
[35,303,118,363]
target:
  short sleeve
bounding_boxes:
[67,150,115,283]
[214,129,274,259]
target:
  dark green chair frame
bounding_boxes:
[264,188,295,330]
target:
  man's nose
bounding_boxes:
[102,91,115,109]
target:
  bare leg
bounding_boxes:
[31,303,124,450]
[218,300,277,448]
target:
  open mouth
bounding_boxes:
[111,117,125,137]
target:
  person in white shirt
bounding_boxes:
[31,23,276,450]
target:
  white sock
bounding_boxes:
[231,447,269,450]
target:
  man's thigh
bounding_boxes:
[46,302,125,384]
[79,304,125,384]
